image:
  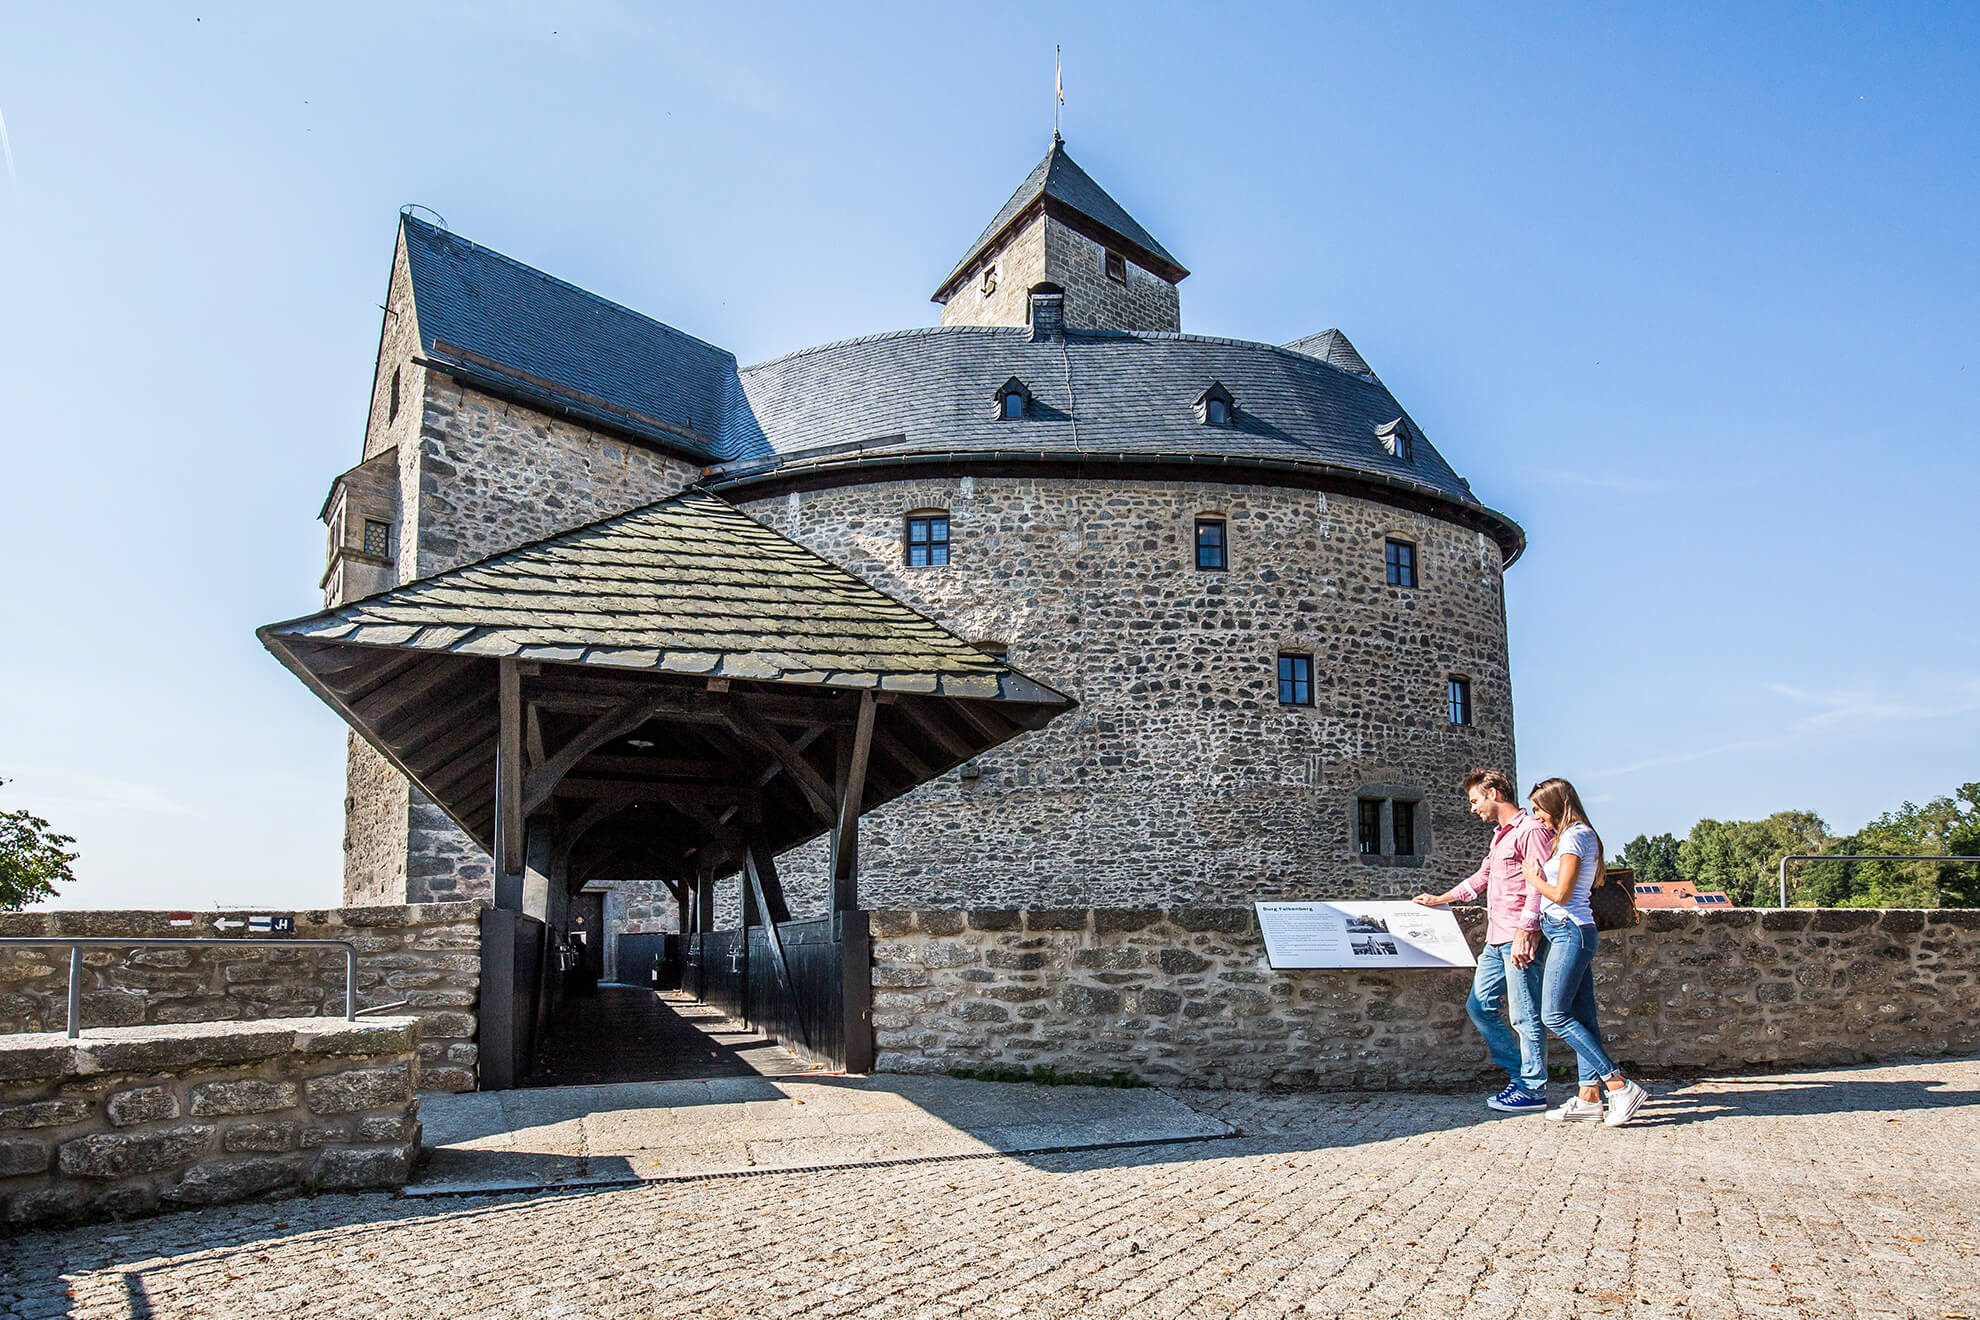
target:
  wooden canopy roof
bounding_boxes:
[260,491,1074,894]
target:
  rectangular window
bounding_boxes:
[1105,250,1127,282]
[1195,518,1227,571]
[1384,538,1417,587]
[1357,799,1383,855]
[362,519,391,558]
[1447,676,1471,726]
[905,514,950,567]
[1277,653,1312,706]
[1391,800,1417,857]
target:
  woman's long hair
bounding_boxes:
[1529,777,1605,879]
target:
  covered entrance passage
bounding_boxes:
[261,490,1073,1089]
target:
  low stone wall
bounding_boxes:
[0,904,483,1092]
[0,1016,421,1229]
[868,907,1980,1089]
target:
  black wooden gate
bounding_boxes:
[683,912,871,1073]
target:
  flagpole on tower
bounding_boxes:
[1054,45,1063,144]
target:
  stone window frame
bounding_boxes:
[361,518,394,560]
[904,509,951,568]
[1352,782,1430,867]
[980,264,998,296]
[1447,674,1472,726]
[1194,515,1228,572]
[1104,249,1127,283]
[1384,536,1419,588]
[1276,652,1313,706]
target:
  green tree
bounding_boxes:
[1813,783,1980,907]
[1677,811,1830,907]
[0,779,77,910]
[1614,832,1682,886]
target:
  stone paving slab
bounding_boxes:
[410,1073,1237,1194]
[3,1058,1978,1319]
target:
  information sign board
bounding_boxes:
[1254,900,1476,970]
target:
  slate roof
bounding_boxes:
[1283,329,1379,382]
[717,326,1494,518]
[400,215,733,456]
[263,490,1069,705]
[935,138,1186,298]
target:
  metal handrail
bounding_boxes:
[1777,854,1980,907]
[0,938,358,1040]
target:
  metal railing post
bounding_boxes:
[0,937,363,1040]
[1778,854,1980,907]
[67,945,81,1040]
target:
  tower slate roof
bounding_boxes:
[399,214,733,458]
[934,138,1189,300]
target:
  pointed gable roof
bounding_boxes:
[1283,329,1379,383]
[399,215,738,458]
[935,138,1188,300]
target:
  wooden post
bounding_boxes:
[829,692,877,911]
[695,862,715,934]
[493,658,524,911]
[744,839,810,1051]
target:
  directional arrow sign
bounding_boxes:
[214,919,245,931]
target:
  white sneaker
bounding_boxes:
[1546,1096,1604,1122]
[1603,1079,1648,1127]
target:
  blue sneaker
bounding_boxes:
[1486,1083,1547,1114]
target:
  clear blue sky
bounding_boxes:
[3,4,1975,909]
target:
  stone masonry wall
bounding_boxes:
[745,475,1514,917]
[1042,216,1181,333]
[342,365,702,907]
[0,904,482,1092]
[938,214,1181,333]
[938,216,1048,330]
[868,907,1980,1089]
[0,1017,420,1228]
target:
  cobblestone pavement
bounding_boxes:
[4,1059,1977,1319]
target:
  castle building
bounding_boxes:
[319,137,1525,970]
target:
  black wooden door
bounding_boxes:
[569,892,606,980]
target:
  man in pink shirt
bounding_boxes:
[1415,768,1557,1113]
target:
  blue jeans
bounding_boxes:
[1467,938,1547,1095]
[1540,916,1620,1085]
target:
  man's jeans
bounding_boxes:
[1467,939,1547,1095]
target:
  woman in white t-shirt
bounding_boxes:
[1520,777,1649,1127]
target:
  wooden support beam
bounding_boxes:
[694,860,715,933]
[494,657,524,907]
[351,654,464,725]
[723,708,836,824]
[552,800,622,870]
[525,703,547,769]
[522,696,668,815]
[332,646,437,704]
[829,692,877,911]
[946,698,1013,747]
[872,724,934,783]
[914,702,980,765]
[744,839,810,1050]
[555,779,747,807]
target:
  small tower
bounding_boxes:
[933,136,1188,334]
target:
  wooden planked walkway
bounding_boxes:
[525,985,825,1087]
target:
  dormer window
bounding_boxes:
[1195,382,1236,426]
[1104,250,1127,283]
[1378,418,1414,463]
[994,377,1032,420]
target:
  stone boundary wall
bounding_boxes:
[868,907,1980,1089]
[0,904,483,1092]
[0,1017,421,1229]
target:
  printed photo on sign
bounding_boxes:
[1255,900,1476,970]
